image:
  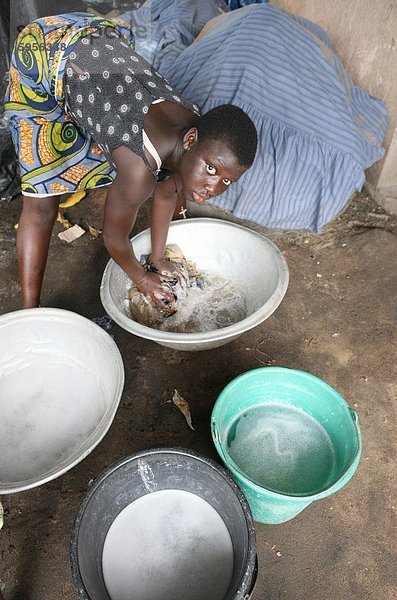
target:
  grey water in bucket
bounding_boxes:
[70,448,257,600]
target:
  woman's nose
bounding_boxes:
[204,178,221,197]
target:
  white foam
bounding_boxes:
[226,404,336,495]
[102,489,234,600]
[126,273,247,333]
[0,364,105,482]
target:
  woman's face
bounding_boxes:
[177,131,247,204]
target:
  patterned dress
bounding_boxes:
[4,13,134,197]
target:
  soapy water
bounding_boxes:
[226,404,336,496]
[102,489,234,600]
[0,363,106,483]
[126,272,248,333]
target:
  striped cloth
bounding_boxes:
[120,0,229,68]
[126,2,389,232]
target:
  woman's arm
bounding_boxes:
[103,173,148,283]
[150,175,178,264]
[103,147,174,305]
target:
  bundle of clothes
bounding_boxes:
[129,244,205,327]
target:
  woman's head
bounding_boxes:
[196,104,257,168]
[177,104,257,204]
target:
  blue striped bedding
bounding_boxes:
[121,1,389,232]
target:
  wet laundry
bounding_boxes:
[128,244,205,327]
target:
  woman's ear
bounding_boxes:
[183,127,198,151]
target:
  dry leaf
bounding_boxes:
[57,212,73,229]
[88,223,102,238]
[59,190,86,209]
[172,389,194,430]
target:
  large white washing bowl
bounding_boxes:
[0,308,124,494]
[101,219,289,352]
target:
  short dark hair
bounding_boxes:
[196,104,257,168]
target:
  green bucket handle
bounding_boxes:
[213,407,360,438]
[212,408,360,448]
[212,420,228,464]
[211,419,220,444]
[348,408,362,457]
[349,407,359,424]
[211,407,362,497]
[348,407,362,463]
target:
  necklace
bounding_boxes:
[172,173,187,219]
[167,129,190,219]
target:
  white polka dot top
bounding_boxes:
[64,29,201,176]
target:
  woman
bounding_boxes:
[5,12,257,310]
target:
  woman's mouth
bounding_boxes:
[192,191,207,203]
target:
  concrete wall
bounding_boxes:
[273,0,397,212]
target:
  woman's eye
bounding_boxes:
[206,164,216,175]
[223,178,232,186]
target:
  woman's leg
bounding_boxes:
[17,196,60,308]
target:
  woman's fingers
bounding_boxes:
[149,259,184,281]
[135,271,177,312]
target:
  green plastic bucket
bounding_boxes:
[211,367,362,524]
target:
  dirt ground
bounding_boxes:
[0,189,396,599]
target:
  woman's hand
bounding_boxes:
[135,271,176,313]
[149,258,185,280]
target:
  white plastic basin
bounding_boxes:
[101,219,289,351]
[0,308,124,493]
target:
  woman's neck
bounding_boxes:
[163,130,186,171]
[145,100,197,171]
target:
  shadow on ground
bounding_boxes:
[0,190,396,599]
